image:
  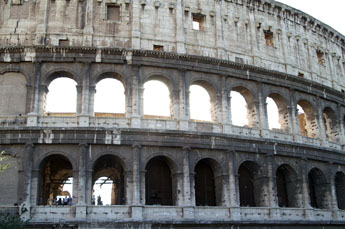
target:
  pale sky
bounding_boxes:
[276,0,345,36]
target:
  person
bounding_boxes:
[57,198,62,205]
[68,196,72,205]
[63,196,68,205]
[97,195,103,206]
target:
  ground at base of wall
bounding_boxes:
[25,223,345,229]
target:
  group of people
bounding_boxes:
[52,196,72,206]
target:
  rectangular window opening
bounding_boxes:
[192,14,205,31]
[107,4,121,21]
[59,39,69,46]
[317,50,325,65]
[153,45,164,51]
[264,30,274,47]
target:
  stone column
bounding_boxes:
[178,69,189,130]
[83,0,94,46]
[257,83,270,138]
[182,147,191,206]
[37,85,48,115]
[172,172,184,206]
[336,104,345,146]
[132,144,141,205]
[172,89,180,120]
[77,144,88,204]
[139,170,146,205]
[316,96,328,146]
[214,0,225,59]
[228,151,240,220]
[328,164,339,219]
[131,0,141,49]
[220,174,230,207]
[131,65,141,128]
[290,89,302,142]
[76,85,83,115]
[20,144,35,220]
[76,144,88,219]
[175,0,186,53]
[300,159,313,219]
[266,155,279,219]
[35,0,50,45]
[181,147,194,219]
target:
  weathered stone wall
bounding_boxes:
[0,0,344,91]
[0,0,345,228]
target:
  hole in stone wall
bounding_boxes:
[238,161,264,207]
[92,155,124,205]
[45,77,77,114]
[297,100,319,138]
[264,30,274,47]
[190,85,212,122]
[145,156,173,206]
[230,91,248,126]
[59,39,69,46]
[298,72,304,78]
[276,165,299,208]
[317,50,325,65]
[231,87,257,128]
[107,4,120,21]
[153,45,164,51]
[266,97,281,130]
[94,78,125,116]
[323,107,339,142]
[192,13,205,31]
[297,104,307,137]
[335,172,345,210]
[308,168,329,209]
[143,80,171,118]
[194,160,216,206]
[38,155,73,205]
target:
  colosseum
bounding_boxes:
[0,0,344,228]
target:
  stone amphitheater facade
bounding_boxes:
[0,0,345,228]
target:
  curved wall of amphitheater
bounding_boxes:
[0,0,345,228]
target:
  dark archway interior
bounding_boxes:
[194,159,216,206]
[145,156,173,205]
[92,155,124,205]
[238,164,256,207]
[308,168,328,209]
[38,155,73,205]
[276,165,299,208]
[335,172,345,210]
[276,168,289,207]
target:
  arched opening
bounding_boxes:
[190,81,217,122]
[238,161,265,207]
[231,86,257,127]
[194,158,223,206]
[267,94,290,131]
[323,107,339,142]
[143,80,171,118]
[297,100,319,138]
[230,91,248,126]
[276,164,299,208]
[266,97,280,130]
[335,172,345,210]
[94,78,125,116]
[92,155,124,205]
[145,156,173,205]
[38,155,73,205]
[308,168,329,209]
[45,77,77,114]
